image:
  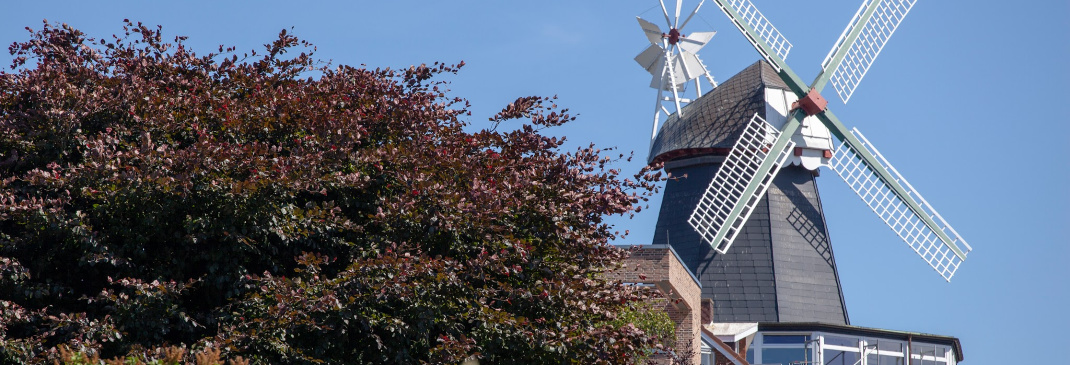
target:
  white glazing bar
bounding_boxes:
[821,0,872,70]
[824,0,916,103]
[717,0,793,71]
[828,128,971,281]
[689,114,796,253]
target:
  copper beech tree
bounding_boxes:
[0,21,670,364]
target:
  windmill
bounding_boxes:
[682,0,973,281]
[634,0,719,141]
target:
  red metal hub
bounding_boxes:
[792,88,829,116]
[667,28,681,45]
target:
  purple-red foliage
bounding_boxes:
[0,21,664,364]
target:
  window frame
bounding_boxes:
[908,343,954,365]
[815,331,862,365]
[861,338,906,365]
[753,332,819,365]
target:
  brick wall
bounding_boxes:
[609,246,703,364]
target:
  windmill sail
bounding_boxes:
[635,45,666,78]
[714,0,793,71]
[689,114,796,253]
[702,0,972,280]
[635,1,719,141]
[821,0,918,103]
[828,128,972,280]
[636,45,711,91]
[638,17,665,46]
[677,31,716,54]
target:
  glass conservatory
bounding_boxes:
[702,322,962,365]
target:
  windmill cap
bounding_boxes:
[648,60,788,165]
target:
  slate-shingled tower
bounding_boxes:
[649,60,849,325]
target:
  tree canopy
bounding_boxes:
[0,21,667,364]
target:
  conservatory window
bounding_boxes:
[910,343,951,365]
[763,348,812,365]
[864,339,905,365]
[758,334,815,365]
[700,340,712,365]
[822,335,861,365]
[822,348,861,365]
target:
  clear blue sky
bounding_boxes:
[3,1,1067,363]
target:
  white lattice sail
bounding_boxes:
[689,114,796,253]
[715,0,793,71]
[828,128,972,281]
[821,0,917,103]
